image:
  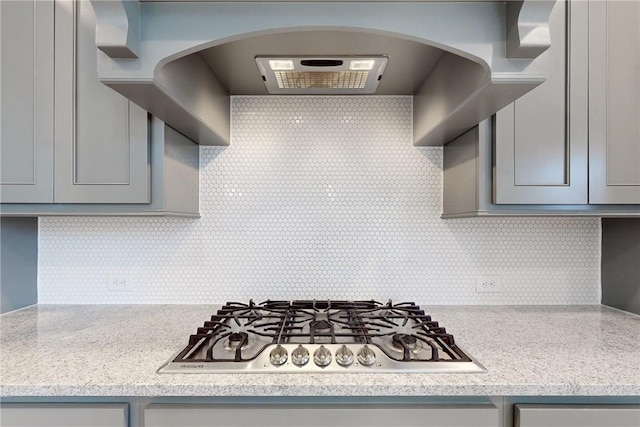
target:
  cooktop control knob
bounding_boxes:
[269,345,288,366]
[291,345,310,366]
[335,345,354,367]
[313,345,332,367]
[357,345,376,366]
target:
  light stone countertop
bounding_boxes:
[1,304,639,397]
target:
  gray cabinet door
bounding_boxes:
[589,0,640,204]
[53,0,149,204]
[0,403,128,427]
[145,404,498,427]
[0,0,54,203]
[515,404,640,427]
[494,0,588,204]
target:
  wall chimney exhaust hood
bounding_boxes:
[90,0,556,147]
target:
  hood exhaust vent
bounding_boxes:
[255,56,388,94]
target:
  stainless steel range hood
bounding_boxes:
[90,0,556,147]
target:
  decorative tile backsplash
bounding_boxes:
[38,97,601,304]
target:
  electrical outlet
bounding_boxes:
[107,274,135,292]
[476,276,501,293]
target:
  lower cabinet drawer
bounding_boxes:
[515,404,640,427]
[144,403,498,427]
[0,403,128,427]
[144,404,499,427]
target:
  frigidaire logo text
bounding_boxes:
[180,364,205,369]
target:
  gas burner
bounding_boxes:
[392,334,419,351]
[158,300,486,373]
[309,320,333,332]
[224,332,250,350]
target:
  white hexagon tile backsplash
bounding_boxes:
[38,96,601,304]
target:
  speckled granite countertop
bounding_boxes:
[1,305,638,397]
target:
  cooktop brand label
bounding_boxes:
[180,364,205,369]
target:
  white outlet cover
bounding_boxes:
[476,276,502,293]
[107,274,135,292]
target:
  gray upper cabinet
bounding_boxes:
[443,0,639,217]
[494,0,589,205]
[588,0,640,204]
[0,0,54,203]
[0,117,199,217]
[54,0,149,204]
[1,0,149,206]
[0,0,198,216]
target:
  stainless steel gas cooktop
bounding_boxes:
[158,300,486,373]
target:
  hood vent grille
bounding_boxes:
[273,71,369,90]
[256,56,387,95]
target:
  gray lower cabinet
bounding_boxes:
[588,0,640,204]
[144,404,499,427]
[0,0,198,216]
[514,404,640,427]
[0,403,128,427]
[2,400,639,427]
